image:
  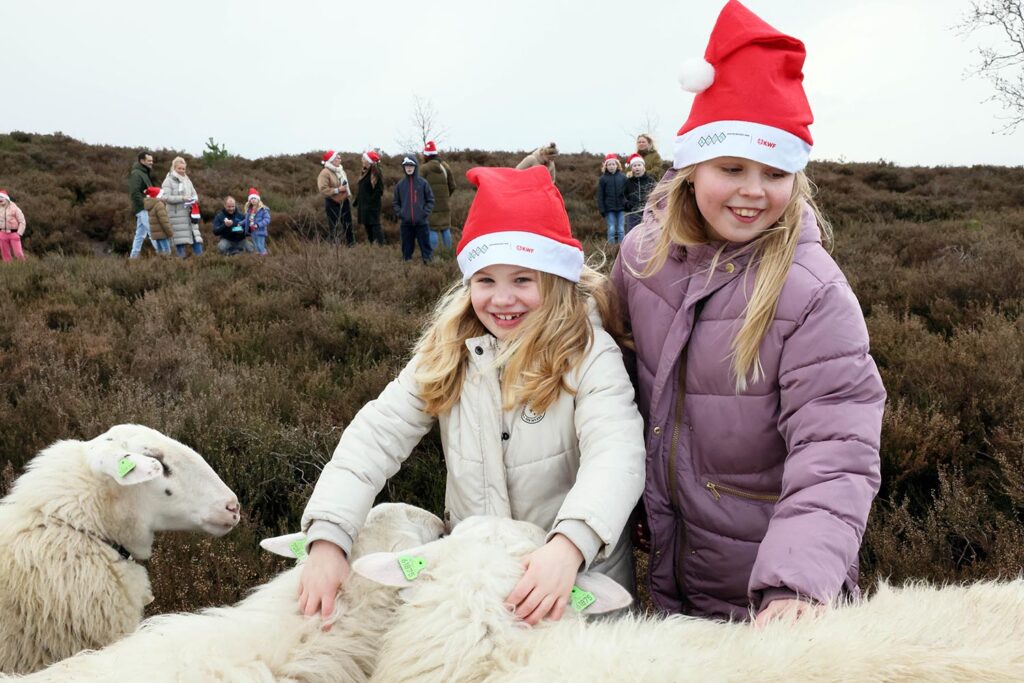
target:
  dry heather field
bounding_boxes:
[1,132,1023,613]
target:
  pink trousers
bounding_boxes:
[0,232,25,261]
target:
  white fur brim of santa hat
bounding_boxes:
[0,191,9,202]
[674,120,811,173]
[457,230,584,284]
[248,192,260,201]
[362,151,381,165]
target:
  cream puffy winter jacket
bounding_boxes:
[302,315,646,588]
[160,172,199,246]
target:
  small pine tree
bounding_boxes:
[202,137,230,166]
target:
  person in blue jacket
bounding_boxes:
[212,196,255,255]
[242,187,272,255]
[392,156,435,264]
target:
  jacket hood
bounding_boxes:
[401,155,419,170]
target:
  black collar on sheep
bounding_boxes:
[42,516,134,562]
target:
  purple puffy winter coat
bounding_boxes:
[612,189,885,621]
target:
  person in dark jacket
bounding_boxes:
[419,141,456,250]
[354,150,385,245]
[624,154,657,234]
[212,196,255,255]
[127,151,155,258]
[392,156,435,263]
[596,154,627,244]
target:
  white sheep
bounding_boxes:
[0,424,241,674]
[353,516,1024,683]
[2,503,445,683]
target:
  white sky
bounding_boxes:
[4,0,1020,166]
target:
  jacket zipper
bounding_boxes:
[409,178,415,222]
[667,354,688,594]
[705,481,780,503]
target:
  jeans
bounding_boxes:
[400,223,433,263]
[218,238,255,255]
[252,235,268,255]
[153,238,171,255]
[130,210,150,258]
[605,210,625,244]
[325,198,354,245]
[175,242,204,258]
[0,232,25,261]
[428,228,452,250]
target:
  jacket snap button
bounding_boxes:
[652,426,662,436]
[501,432,510,441]
[474,346,483,355]
[725,262,735,273]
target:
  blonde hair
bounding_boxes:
[636,133,657,153]
[634,165,831,392]
[170,156,188,174]
[413,266,625,416]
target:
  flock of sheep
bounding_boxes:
[1,425,1022,682]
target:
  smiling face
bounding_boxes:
[469,265,543,341]
[173,160,187,175]
[692,156,795,243]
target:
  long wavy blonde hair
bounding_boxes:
[633,165,832,391]
[414,265,624,416]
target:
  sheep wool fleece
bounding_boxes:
[612,180,885,619]
[302,314,646,589]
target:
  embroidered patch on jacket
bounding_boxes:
[521,407,545,424]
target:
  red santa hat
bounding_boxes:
[0,189,11,202]
[321,150,339,166]
[423,140,438,156]
[362,150,381,165]
[627,153,645,168]
[456,166,584,283]
[247,187,260,201]
[190,201,201,224]
[144,186,164,199]
[673,0,813,173]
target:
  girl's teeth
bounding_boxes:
[495,314,521,321]
[732,208,759,217]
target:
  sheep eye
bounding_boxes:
[164,489,173,496]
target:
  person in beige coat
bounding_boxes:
[516,142,559,183]
[299,165,645,629]
[317,150,353,245]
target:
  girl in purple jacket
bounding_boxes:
[612,0,885,625]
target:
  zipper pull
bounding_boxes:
[705,482,721,501]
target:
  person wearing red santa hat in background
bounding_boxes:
[317,150,354,246]
[0,189,27,262]
[596,153,627,244]
[612,0,884,627]
[242,187,272,255]
[623,154,656,235]
[354,150,386,245]
[299,165,645,628]
[419,140,457,251]
[142,186,173,255]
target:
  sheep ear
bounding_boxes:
[88,451,164,486]
[260,532,308,559]
[352,550,427,587]
[573,572,634,614]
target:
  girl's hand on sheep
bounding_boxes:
[298,541,351,632]
[753,598,821,629]
[504,534,584,626]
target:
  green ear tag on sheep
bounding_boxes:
[397,555,426,581]
[289,538,308,561]
[117,458,136,478]
[570,586,595,612]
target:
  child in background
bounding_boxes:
[142,187,173,255]
[242,187,272,255]
[623,154,656,234]
[0,189,27,262]
[613,0,885,625]
[392,156,435,264]
[300,165,645,628]
[596,154,627,245]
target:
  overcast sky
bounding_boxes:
[4,0,1020,166]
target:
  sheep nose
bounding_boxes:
[226,500,241,517]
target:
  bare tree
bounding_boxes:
[395,95,450,153]
[958,0,1024,132]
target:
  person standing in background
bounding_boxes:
[419,140,456,251]
[318,150,354,246]
[596,154,627,244]
[0,189,27,262]
[161,156,203,258]
[242,187,272,255]
[635,133,665,180]
[354,150,386,245]
[127,151,155,258]
[624,154,656,234]
[142,186,173,255]
[392,155,434,264]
